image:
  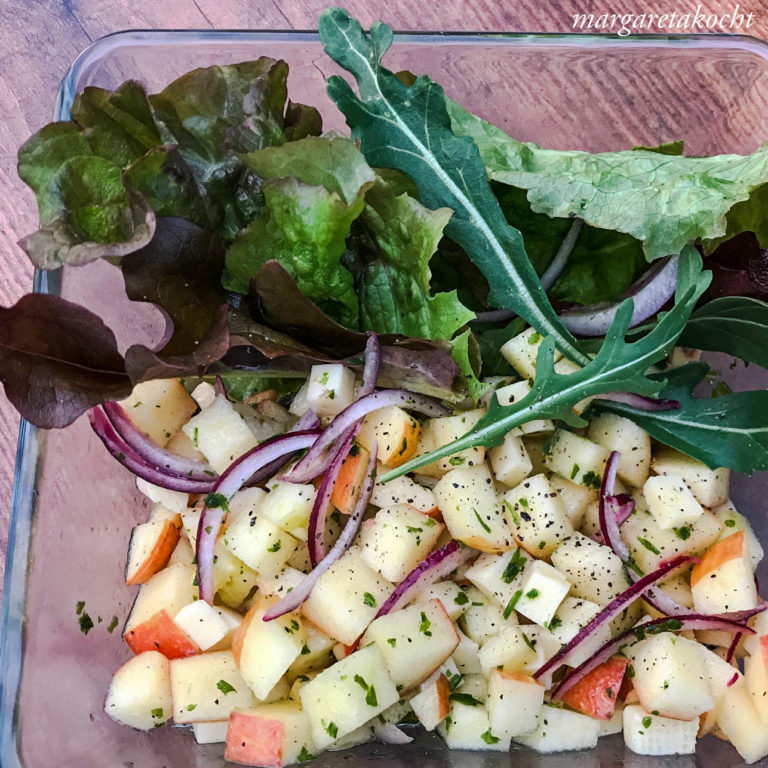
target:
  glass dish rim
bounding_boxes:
[4,26,768,768]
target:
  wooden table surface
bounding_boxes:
[0,0,766,594]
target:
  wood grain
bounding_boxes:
[0,0,766,595]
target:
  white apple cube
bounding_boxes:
[487,669,545,739]
[463,550,528,622]
[358,503,444,582]
[287,621,335,679]
[622,704,697,755]
[136,477,190,514]
[745,634,768,723]
[182,395,258,474]
[493,380,555,436]
[547,474,594,529]
[260,480,318,541]
[173,600,232,651]
[192,720,228,744]
[630,632,714,719]
[121,378,197,447]
[546,596,612,667]
[452,628,483,675]
[437,699,510,751]
[410,658,459,730]
[500,327,562,380]
[488,432,533,487]
[371,469,437,514]
[712,499,764,569]
[104,650,172,730]
[514,559,571,627]
[478,625,541,676]
[501,474,573,557]
[306,363,355,417]
[544,430,609,490]
[301,546,392,645]
[416,580,469,621]
[414,409,487,478]
[701,643,741,700]
[587,413,651,488]
[651,446,730,507]
[361,599,459,690]
[643,473,704,530]
[513,703,600,753]
[299,644,399,749]
[433,464,514,552]
[716,678,768,764]
[222,510,298,577]
[550,532,630,606]
[170,650,255,723]
[124,562,198,634]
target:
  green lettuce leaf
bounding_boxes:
[224,136,374,326]
[318,7,587,366]
[450,329,488,403]
[448,101,768,260]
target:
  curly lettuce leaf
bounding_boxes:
[224,136,373,326]
[449,101,768,260]
[318,7,587,366]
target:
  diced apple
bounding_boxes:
[120,379,197,447]
[513,703,600,753]
[125,609,199,659]
[630,632,714,719]
[513,559,570,627]
[493,380,555,436]
[233,596,307,700]
[701,643,741,700]
[547,474,593,529]
[190,381,216,409]
[166,428,207,462]
[587,413,651,488]
[643,473,704,530]
[225,702,315,768]
[416,580,468,621]
[437,699,510,751]
[170,650,255,723]
[301,546,392,645]
[433,465,514,552]
[173,600,232,651]
[286,621,335,679]
[306,363,355,417]
[260,480,318,541]
[544,430,609,491]
[414,410,486,478]
[104,650,172,731]
[125,514,181,586]
[560,656,627,720]
[716,678,768,764]
[409,659,459,730]
[464,550,528,622]
[361,599,459,690]
[487,669,544,739]
[357,405,422,468]
[168,535,195,566]
[478,625,541,676]
[452,627,482,675]
[223,509,298,578]
[745,634,768,724]
[192,720,229,744]
[182,395,258,474]
[501,474,573,557]
[255,566,306,599]
[622,704,697,755]
[328,442,370,515]
[652,446,730,508]
[500,327,562,380]
[691,531,758,614]
[458,585,511,644]
[712,499,764,569]
[358,504,444,582]
[299,644,399,749]
[136,477,190,514]
[488,432,533,487]
[547,596,611,668]
[370,468,437,514]
[550,533,630,606]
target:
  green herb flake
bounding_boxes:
[454,591,469,606]
[151,708,164,720]
[582,471,602,490]
[216,679,236,695]
[724,518,736,527]
[324,721,338,739]
[673,526,691,540]
[387,637,397,647]
[363,592,377,608]
[481,729,500,744]
[75,601,85,616]
[642,716,652,729]
[419,611,433,636]
[449,692,482,706]
[503,499,521,527]
[528,332,542,346]
[473,509,491,533]
[638,537,661,555]
[300,643,311,655]
[298,746,316,763]
[502,549,526,583]
[192,427,199,447]
[525,588,539,599]
[204,492,230,512]
[521,632,536,652]
[406,525,423,534]
[107,616,119,633]
[548,616,562,630]
[186,704,197,711]
[570,463,580,480]
[503,589,523,620]
[267,539,282,553]
[79,613,94,635]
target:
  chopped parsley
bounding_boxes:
[582,470,602,489]
[525,588,539,599]
[724,518,736,528]
[445,671,463,691]
[79,612,94,635]
[406,525,423,534]
[107,616,119,633]
[642,716,652,729]
[354,675,378,706]
[473,509,491,533]
[673,526,691,540]
[192,427,199,447]
[570,463,580,480]
[503,589,523,620]
[638,537,660,555]
[151,708,164,720]
[267,539,282,553]
[216,679,236,695]
[323,720,338,739]
[419,611,433,636]
[449,456,465,466]
[363,592,377,608]
[204,492,230,512]
[298,746,316,763]
[75,601,85,615]
[300,644,311,655]
[454,591,469,606]
[503,499,521,527]
[528,332,542,345]
[521,632,536,652]
[481,729,500,744]
[502,549,526,583]
[547,616,562,630]
[284,619,300,635]
[449,692,482,706]
[387,638,397,647]
[186,704,197,711]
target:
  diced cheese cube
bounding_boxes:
[306,364,355,417]
[622,704,697,755]
[643,473,704,530]
[501,474,573,556]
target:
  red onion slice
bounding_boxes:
[361,332,381,396]
[89,408,215,493]
[262,443,379,621]
[283,389,449,484]
[308,432,356,567]
[102,401,217,481]
[374,540,478,619]
[373,723,414,745]
[533,554,693,683]
[598,451,628,561]
[559,255,679,337]
[551,613,753,700]
[214,375,227,398]
[194,430,320,603]
[726,632,742,663]
[727,672,739,687]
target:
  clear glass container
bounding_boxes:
[2,28,768,768]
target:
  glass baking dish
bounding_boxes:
[2,27,768,768]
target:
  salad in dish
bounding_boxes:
[4,6,768,766]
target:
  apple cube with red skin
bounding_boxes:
[125,509,181,585]
[560,656,628,720]
[409,658,460,730]
[125,609,199,659]
[124,563,198,634]
[361,599,459,690]
[225,702,315,768]
[104,650,172,731]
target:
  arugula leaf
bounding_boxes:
[318,8,587,366]
[356,177,474,339]
[383,246,709,480]
[593,385,768,473]
[224,136,373,326]
[448,100,768,260]
[679,296,768,369]
[0,294,131,428]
